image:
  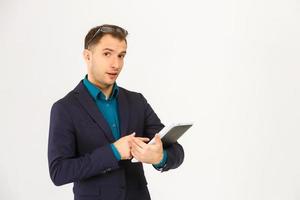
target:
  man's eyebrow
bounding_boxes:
[102,48,126,54]
[102,48,114,52]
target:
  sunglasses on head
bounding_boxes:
[86,25,128,47]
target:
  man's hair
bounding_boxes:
[84,24,128,49]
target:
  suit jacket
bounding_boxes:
[48,81,184,200]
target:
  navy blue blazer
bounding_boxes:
[48,81,184,200]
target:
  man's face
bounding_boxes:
[84,34,127,89]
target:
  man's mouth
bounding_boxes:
[107,72,118,79]
[107,72,118,75]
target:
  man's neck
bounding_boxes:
[100,86,113,100]
[88,78,113,100]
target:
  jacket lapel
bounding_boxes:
[73,81,115,142]
[117,88,129,137]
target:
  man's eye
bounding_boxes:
[104,52,111,56]
[119,54,125,58]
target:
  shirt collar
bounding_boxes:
[83,75,119,101]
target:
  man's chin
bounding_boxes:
[103,80,116,87]
[106,77,118,85]
[92,80,114,89]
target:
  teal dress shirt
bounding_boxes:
[83,76,167,168]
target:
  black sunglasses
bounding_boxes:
[87,25,128,47]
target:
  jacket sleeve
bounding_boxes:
[48,102,119,186]
[140,94,184,172]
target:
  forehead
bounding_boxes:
[95,34,127,51]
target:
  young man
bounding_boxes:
[48,24,184,200]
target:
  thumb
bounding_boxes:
[154,134,161,143]
[128,132,135,140]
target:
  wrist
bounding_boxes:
[154,151,164,165]
[110,143,121,161]
[153,150,167,168]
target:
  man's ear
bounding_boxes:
[83,49,91,62]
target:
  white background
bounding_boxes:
[0,0,299,199]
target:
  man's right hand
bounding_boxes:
[113,133,150,160]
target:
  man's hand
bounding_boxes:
[113,133,149,160]
[130,134,163,164]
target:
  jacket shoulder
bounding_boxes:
[118,86,139,95]
[53,90,75,104]
[52,81,84,107]
[118,87,148,102]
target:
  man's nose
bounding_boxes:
[111,57,121,69]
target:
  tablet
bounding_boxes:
[131,123,193,162]
[156,123,193,146]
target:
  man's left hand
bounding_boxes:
[130,134,163,164]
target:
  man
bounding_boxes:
[48,24,184,200]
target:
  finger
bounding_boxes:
[130,132,136,137]
[131,145,143,161]
[131,149,140,160]
[130,139,144,153]
[135,137,150,142]
[154,134,162,144]
[125,132,135,140]
[132,137,148,149]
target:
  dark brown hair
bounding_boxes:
[84,24,128,49]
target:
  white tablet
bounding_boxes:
[131,123,193,162]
